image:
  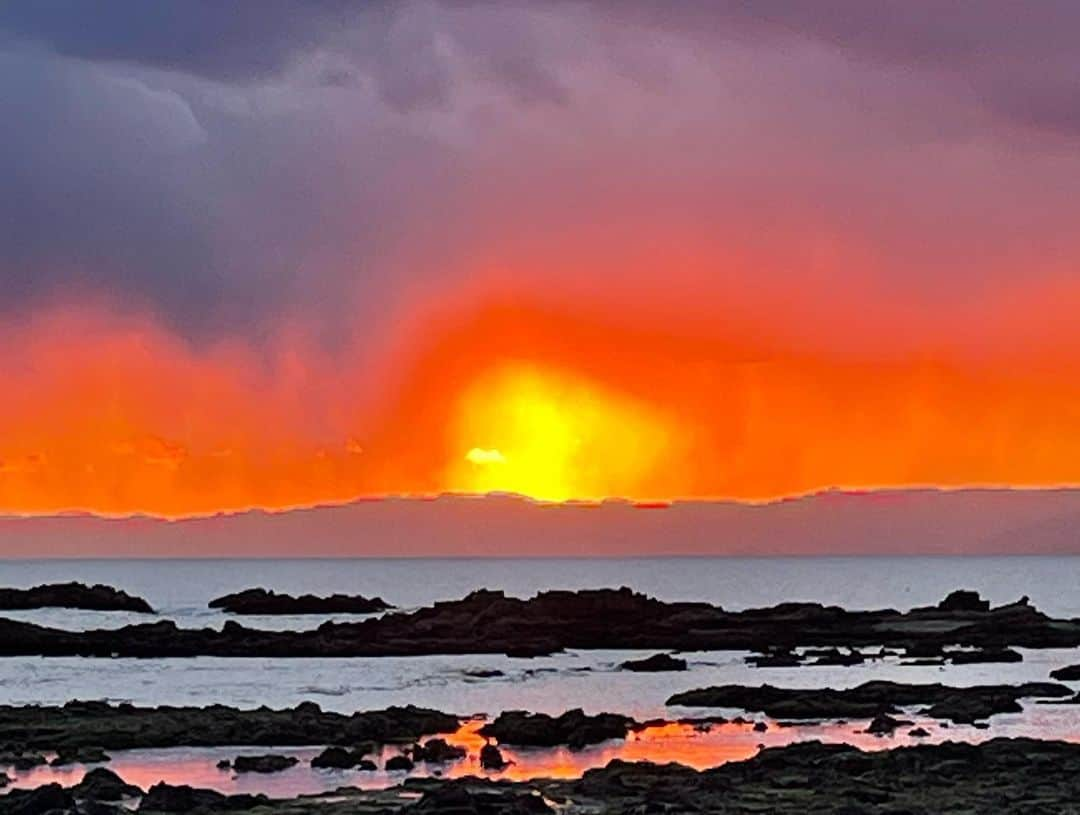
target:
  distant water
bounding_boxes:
[3,557,1080,794]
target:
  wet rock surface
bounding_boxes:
[479,709,635,749]
[668,680,1073,724]
[9,738,1080,814]
[0,587,1075,659]
[0,583,152,614]
[208,589,391,616]
[0,701,458,751]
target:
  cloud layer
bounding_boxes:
[2,2,1080,514]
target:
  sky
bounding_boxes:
[2,1,1080,517]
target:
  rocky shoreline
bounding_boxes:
[0,587,1076,659]
[4,737,1080,813]
[0,583,153,614]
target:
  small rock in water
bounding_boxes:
[908,727,931,738]
[619,653,688,672]
[480,743,508,770]
[385,754,415,772]
[51,745,111,766]
[412,738,467,763]
[230,754,298,774]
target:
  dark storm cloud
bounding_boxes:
[0,0,359,81]
[1,0,1079,346]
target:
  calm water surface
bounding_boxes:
[2,557,1080,794]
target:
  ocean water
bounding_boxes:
[2,557,1080,794]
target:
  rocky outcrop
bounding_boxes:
[937,589,991,613]
[0,700,458,751]
[208,589,391,615]
[138,783,267,813]
[310,746,375,770]
[229,755,298,773]
[479,744,509,770]
[618,653,687,672]
[1051,664,1080,681]
[0,583,152,613]
[384,755,414,772]
[73,768,142,801]
[0,587,1072,659]
[411,738,466,763]
[50,745,110,766]
[668,680,1072,724]
[479,709,635,749]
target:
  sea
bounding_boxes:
[3,556,1080,796]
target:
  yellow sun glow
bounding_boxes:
[447,364,676,501]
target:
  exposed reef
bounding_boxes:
[0,583,153,613]
[667,680,1073,724]
[208,589,391,616]
[0,587,1072,659]
[0,701,458,751]
[6,738,1080,814]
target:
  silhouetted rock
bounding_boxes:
[0,583,152,614]
[865,713,912,735]
[0,587,1073,659]
[619,653,687,672]
[385,755,414,772]
[479,709,634,749]
[411,781,552,814]
[310,746,375,769]
[51,745,110,766]
[937,590,990,613]
[949,647,1022,665]
[0,701,457,752]
[1051,664,1080,681]
[908,727,931,738]
[73,768,142,801]
[208,588,391,615]
[230,755,297,773]
[668,680,1072,723]
[1,783,73,815]
[412,738,467,763]
[479,744,508,770]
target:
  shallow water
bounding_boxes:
[3,557,1080,793]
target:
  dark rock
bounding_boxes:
[864,714,912,735]
[411,781,552,814]
[908,727,930,738]
[0,772,8,788]
[464,669,505,678]
[216,760,230,770]
[948,647,1022,665]
[73,768,142,800]
[806,648,865,667]
[385,755,414,772]
[2,783,74,815]
[230,754,298,773]
[310,745,374,769]
[139,783,226,812]
[752,721,768,732]
[0,583,153,613]
[937,590,990,613]
[480,744,508,770]
[668,680,1073,723]
[0,750,46,770]
[412,738,467,763]
[1051,664,1080,681]
[619,653,687,672]
[0,702,458,751]
[1,586,1079,660]
[208,588,391,616]
[50,745,110,766]
[479,709,635,749]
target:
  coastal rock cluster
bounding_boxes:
[4,738,1080,814]
[0,583,153,613]
[208,589,392,615]
[0,586,1072,659]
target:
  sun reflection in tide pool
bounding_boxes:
[4,714,1024,799]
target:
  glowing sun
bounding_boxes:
[447,364,676,501]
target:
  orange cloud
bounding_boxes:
[2,292,1080,518]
